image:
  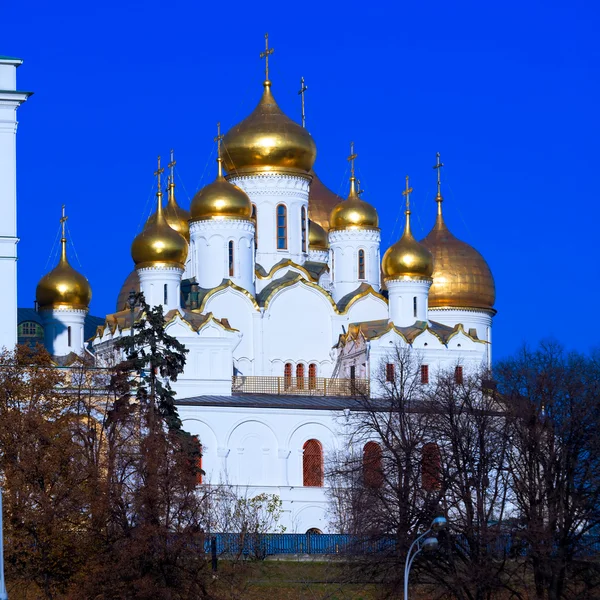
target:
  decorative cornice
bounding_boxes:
[428,306,497,316]
[385,277,433,285]
[329,228,380,243]
[229,173,311,198]
[136,264,184,274]
[189,219,255,233]
[39,306,88,316]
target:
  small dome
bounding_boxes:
[329,178,379,231]
[37,240,92,310]
[309,219,328,250]
[146,179,190,241]
[421,197,495,310]
[191,168,252,222]
[222,81,317,175]
[131,193,188,268]
[116,269,140,312]
[308,172,343,230]
[382,211,433,280]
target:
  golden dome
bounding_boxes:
[308,219,328,250]
[191,156,252,222]
[146,177,190,241]
[382,210,433,280]
[222,81,317,175]
[421,196,495,310]
[329,177,379,231]
[131,186,188,269]
[116,269,140,312]
[36,231,92,311]
[308,172,342,230]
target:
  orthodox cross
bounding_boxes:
[403,175,413,212]
[433,152,444,196]
[60,204,68,239]
[298,76,308,128]
[168,149,176,189]
[214,122,224,157]
[347,142,357,179]
[260,33,274,81]
[154,155,164,193]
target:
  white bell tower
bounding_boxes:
[0,56,31,350]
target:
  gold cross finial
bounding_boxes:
[402,175,413,213]
[433,152,444,197]
[298,76,308,128]
[260,33,274,81]
[168,149,176,196]
[215,122,225,176]
[154,155,164,198]
[347,141,357,179]
[60,204,68,240]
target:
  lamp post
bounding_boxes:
[403,516,447,600]
[0,488,8,599]
[127,290,137,339]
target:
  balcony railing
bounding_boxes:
[232,376,369,398]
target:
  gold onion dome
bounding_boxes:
[191,129,253,221]
[421,193,495,310]
[131,160,189,269]
[36,211,92,310]
[382,194,433,280]
[308,219,328,250]
[221,80,317,174]
[308,171,342,230]
[329,177,379,231]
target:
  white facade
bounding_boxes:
[40,307,87,356]
[137,265,184,313]
[387,278,432,327]
[0,57,30,350]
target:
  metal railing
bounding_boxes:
[232,376,369,398]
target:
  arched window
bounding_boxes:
[301,206,307,252]
[308,363,317,389]
[358,249,366,280]
[67,326,72,347]
[303,439,323,487]
[284,363,293,389]
[422,443,441,492]
[455,366,464,385]
[386,363,395,383]
[363,441,383,488]
[413,296,417,318]
[277,204,287,249]
[228,240,234,276]
[296,363,305,390]
[164,283,168,305]
[420,364,429,385]
[251,204,257,246]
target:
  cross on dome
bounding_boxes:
[260,33,274,81]
[402,175,413,213]
[298,76,308,128]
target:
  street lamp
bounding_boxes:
[404,516,448,600]
[127,290,137,339]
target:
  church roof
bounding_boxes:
[336,283,387,312]
[177,394,369,411]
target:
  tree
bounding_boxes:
[496,341,600,600]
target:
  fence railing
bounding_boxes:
[232,376,369,397]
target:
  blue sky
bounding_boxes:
[3,0,598,361]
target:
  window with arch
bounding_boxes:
[421,364,429,385]
[251,204,258,246]
[363,441,383,488]
[228,240,234,276]
[284,362,293,389]
[303,439,324,487]
[19,321,43,338]
[277,204,287,249]
[296,363,305,390]
[358,249,366,280]
[422,443,441,492]
[413,296,418,318]
[386,363,395,383]
[67,326,72,347]
[164,283,168,305]
[455,365,464,385]
[301,206,307,252]
[308,363,317,389]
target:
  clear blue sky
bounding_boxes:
[3,0,598,361]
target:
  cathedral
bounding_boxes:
[4,42,496,533]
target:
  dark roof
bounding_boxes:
[256,272,300,306]
[84,315,105,343]
[176,393,367,411]
[17,308,43,325]
[336,283,378,312]
[303,261,329,280]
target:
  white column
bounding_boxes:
[189,219,255,293]
[0,58,31,351]
[40,308,87,356]
[229,173,310,271]
[137,266,183,312]
[0,487,7,600]
[329,229,380,302]
[387,279,432,327]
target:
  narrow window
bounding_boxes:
[301,206,307,252]
[386,363,395,383]
[413,296,417,318]
[308,363,317,389]
[421,364,429,385]
[331,251,335,279]
[164,283,168,305]
[277,204,287,250]
[67,326,72,347]
[363,442,383,488]
[296,363,305,390]
[350,365,356,380]
[358,249,366,280]
[422,443,441,492]
[252,204,258,246]
[284,363,293,389]
[228,240,234,277]
[303,439,324,487]
[455,366,464,385]
[197,442,203,485]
